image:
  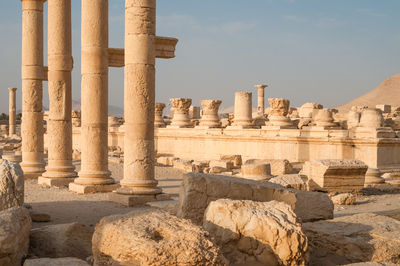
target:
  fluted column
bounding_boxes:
[117,0,160,196]
[154,103,166,128]
[8,88,17,136]
[20,0,46,179]
[38,0,77,187]
[198,100,222,128]
[70,0,117,193]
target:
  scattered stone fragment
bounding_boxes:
[303,213,400,265]
[330,193,356,205]
[269,174,309,190]
[245,159,293,175]
[23,257,90,266]
[241,163,272,180]
[92,208,227,266]
[209,160,234,170]
[220,155,242,166]
[29,211,51,222]
[29,222,92,260]
[204,199,309,266]
[0,206,31,266]
[0,159,24,211]
[173,159,194,172]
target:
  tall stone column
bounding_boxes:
[112,0,162,201]
[39,0,77,187]
[20,0,46,179]
[229,92,254,129]
[70,0,117,193]
[8,87,17,136]
[198,100,222,128]
[256,84,267,116]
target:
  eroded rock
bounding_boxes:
[0,159,24,211]
[331,193,356,205]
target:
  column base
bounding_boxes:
[109,191,171,207]
[38,176,76,188]
[226,125,258,129]
[20,162,46,179]
[69,182,120,194]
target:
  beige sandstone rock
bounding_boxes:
[29,222,92,260]
[220,154,242,166]
[269,174,308,190]
[0,207,31,266]
[209,160,234,170]
[157,156,178,166]
[210,166,228,174]
[245,159,293,175]
[177,173,334,225]
[347,108,361,129]
[299,103,323,119]
[300,160,368,193]
[303,213,400,265]
[0,159,24,211]
[241,163,272,180]
[204,199,309,266]
[359,108,384,128]
[92,208,227,266]
[330,193,356,205]
[173,159,195,172]
[364,168,385,186]
[313,109,338,127]
[23,257,90,266]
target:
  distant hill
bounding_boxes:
[72,99,124,117]
[336,73,400,113]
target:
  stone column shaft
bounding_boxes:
[118,0,160,194]
[20,0,46,178]
[231,92,253,127]
[74,0,113,185]
[8,88,17,136]
[256,84,267,116]
[40,0,77,182]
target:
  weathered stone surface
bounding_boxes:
[220,155,242,166]
[210,160,234,170]
[300,160,368,193]
[269,174,308,190]
[204,199,309,266]
[23,257,90,266]
[0,207,31,266]
[30,222,92,260]
[177,173,333,225]
[245,159,293,175]
[157,156,178,166]
[173,159,194,172]
[342,263,398,266]
[0,159,24,211]
[92,208,227,266]
[29,211,51,222]
[303,213,400,265]
[331,193,356,205]
[241,163,272,180]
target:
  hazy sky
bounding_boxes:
[1,0,399,113]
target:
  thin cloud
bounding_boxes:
[356,8,387,18]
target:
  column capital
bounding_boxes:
[200,100,222,113]
[170,98,192,112]
[255,84,268,90]
[8,87,17,92]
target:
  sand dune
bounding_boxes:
[336,73,400,113]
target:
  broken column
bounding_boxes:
[264,98,294,128]
[20,0,46,178]
[8,87,17,136]
[229,92,254,128]
[168,98,193,128]
[154,103,166,128]
[255,84,267,116]
[39,0,77,187]
[313,109,338,128]
[111,0,164,205]
[198,100,222,128]
[69,0,117,193]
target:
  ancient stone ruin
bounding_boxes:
[0,0,399,265]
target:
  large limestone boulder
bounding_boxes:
[204,199,309,266]
[177,173,334,225]
[269,174,308,190]
[330,193,356,205]
[303,213,400,265]
[23,257,90,266]
[300,159,368,193]
[29,222,92,260]
[92,208,227,266]
[0,206,31,266]
[0,159,24,211]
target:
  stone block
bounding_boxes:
[245,158,293,175]
[376,104,391,114]
[38,176,76,188]
[177,173,334,225]
[269,174,308,190]
[300,159,368,193]
[240,163,272,180]
[220,154,242,166]
[172,159,194,172]
[108,192,156,207]
[68,183,120,194]
[209,160,234,170]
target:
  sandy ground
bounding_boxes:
[25,162,185,229]
[25,162,400,230]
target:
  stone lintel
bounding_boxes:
[109,192,171,207]
[108,36,178,67]
[69,182,120,194]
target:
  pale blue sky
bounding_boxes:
[0,0,399,113]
